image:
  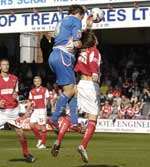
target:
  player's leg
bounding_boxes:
[51,94,82,157]
[1,107,35,163]
[77,81,100,163]
[30,111,42,147]
[78,114,97,163]
[37,111,47,149]
[80,114,97,148]
[0,111,7,128]
[50,84,75,124]
[50,92,84,157]
[40,125,47,148]
[48,49,76,124]
[30,123,42,147]
[69,95,83,133]
[51,116,71,157]
[68,96,78,125]
[34,124,47,149]
[15,127,36,162]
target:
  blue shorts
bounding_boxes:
[48,48,76,86]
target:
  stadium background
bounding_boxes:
[0,0,150,133]
[0,1,150,167]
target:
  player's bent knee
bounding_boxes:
[88,114,97,121]
[15,127,24,137]
[63,84,75,97]
[30,123,36,129]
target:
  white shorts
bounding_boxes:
[0,107,20,128]
[77,80,100,116]
[30,108,47,125]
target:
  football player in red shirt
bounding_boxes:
[75,30,101,163]
[0,59,35,162]
[29,76,49,149]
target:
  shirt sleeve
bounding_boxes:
[45,89,50,99]
[15,81,19,93]
[29,92,33,100]
[72,19,82,41]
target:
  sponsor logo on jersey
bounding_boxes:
[33,95,43,100]
[1,89,14,95]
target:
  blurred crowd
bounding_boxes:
[99,45,150,119]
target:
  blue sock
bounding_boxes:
[68,96,78,125]
[51,93,70,123]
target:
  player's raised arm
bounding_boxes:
[68,5,85,49]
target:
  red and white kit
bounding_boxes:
[75,46,101,116]
[29,86,49,125]
[0,74,19,127]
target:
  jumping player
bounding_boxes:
[29,76,49,149]
[0,58,35,162]
[48,5,86,132]
[75,30,101,163]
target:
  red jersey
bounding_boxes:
[29,86,49,109]
[0,74,18,109]
[75,46,101,76]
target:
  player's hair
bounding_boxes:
[0,58,9,64]
[81,30,97,49]
[33,75,42,80]
[68,5,85,16]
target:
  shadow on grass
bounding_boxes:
[9,158,26,162]
[77,164,121,167]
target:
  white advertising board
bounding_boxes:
[78,118,150,134]
[0,0,148,10]
[0,7,150,33]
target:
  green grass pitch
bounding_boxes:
[0,130,150,167]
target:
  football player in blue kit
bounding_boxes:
[48,5,85,138]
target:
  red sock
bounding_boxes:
[32,126,41,140]
[80,120,96,149]
[57,117,71,145]
[18,135,29,156]
[41,130,47,145]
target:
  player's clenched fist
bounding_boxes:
[86,16,93,29]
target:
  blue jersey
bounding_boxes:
[49,15,82,85]
[54,15,82,46]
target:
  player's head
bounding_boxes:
[33,76,42,87]
[0,58,9,73]
[68,5,86,20]
[81,30,97,49]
